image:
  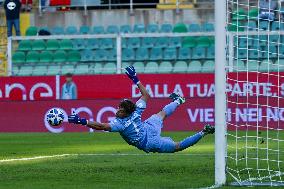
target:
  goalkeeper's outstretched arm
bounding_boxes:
[68,114,111,131]
[125,66,150,102]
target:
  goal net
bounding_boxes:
[226,0,284,186]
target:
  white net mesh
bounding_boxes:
[226,0,284,186]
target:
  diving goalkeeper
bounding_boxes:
[68,66,215,153]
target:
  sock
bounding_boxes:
[162,101,179,117]
[179,132,204,151]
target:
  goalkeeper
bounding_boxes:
[68,66,215,153]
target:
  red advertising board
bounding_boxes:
[1,73,284,101]
[0,98,283,133]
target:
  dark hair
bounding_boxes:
[119,99,136,116]
[66,73,73,77]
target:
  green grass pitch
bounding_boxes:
[0,131,283,189]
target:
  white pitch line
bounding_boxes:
[0,154,75,163]
[0,153,214,163]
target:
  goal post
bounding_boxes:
[214,0,227,186]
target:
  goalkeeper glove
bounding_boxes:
[68,114,88,125]
[125,66,140,85]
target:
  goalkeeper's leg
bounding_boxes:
[149,124,215,153]
[157,93,185,121]
[175,124,215,152]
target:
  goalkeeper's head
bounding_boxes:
[116,99,136,118]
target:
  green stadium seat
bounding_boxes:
[79,26,90,34]
[246,21,257,31]
[178,47,191,60]
[106,25,119,34]
[169,37,181,48]
[202,60,214,73]
[120,25,132,33]
[74,64,89,75]
[163,47,177,60]
[144,62,158,73]
[173,23,188,33]
[12,66,19,75]
[122,38,127,48]
[47,65,61,75]
[235,48,247,59]
[248,48,259,59]
[92,63,103,74]
[259,60,273,72]
[100,38,114,49]
[68,50,81,62]
[133,24,145,33]
[72,39,85,50]
[269,35,280,43]
[147,24,159,33]
[259,21,269,30]
[46,39,60,51]
[233,60,246,72]
[61,64,75,75]
[59,39,73,50]
[270,61,280,71]
[86,38,100,49]
[40,51,53,63]
[25,26,38,36]
[53,50,67,62]
[92,26,105,34]
[136,48,149,61]
[159,61,173,73]
[18,40,32,51]
[239,36,253,47]
[248,8,258,19]
[81,49,94,62]
[142,37,156,48]
[275,59,284,71]
[196,37,210,47]
[18,65,34,76]
[160,23,172,33]
[279,44,284,59]
[228,21,244,31]
[33,65,48,76]
[188,23,201,32]
[65,26,78,35]
[102,62,117,74]
[173,61,188,73]
[206,46,215,59]
[133,62,145,73]
[247,60,259,72]
[182,37,196,48]
[127,38,140,48]
[26,51,40,63]
[149,47,163,61]
[192,47,206,59]
[271,21,284,31]
[51,26,64,35]
[188,60,201,73]
[12,51,25,64]
[156,37,169,48]
[108,49,117,61]
[202,23,214,32]
[122,62,131,69]
[122,48,135,61]
[95,49,108,61]
[32,39,46,51]
[263,45,277,59]
[232,8,247,20]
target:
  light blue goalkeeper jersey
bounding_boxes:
[109,99,147,150]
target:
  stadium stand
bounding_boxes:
[10,18,284,76]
